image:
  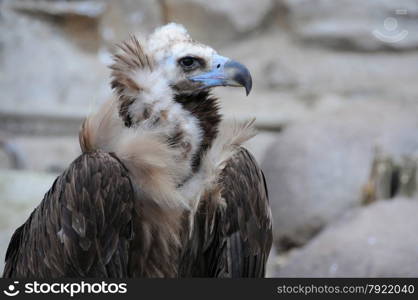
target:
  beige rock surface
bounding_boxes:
[274,198,418,277]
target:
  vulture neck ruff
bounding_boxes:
[79,97,256,212]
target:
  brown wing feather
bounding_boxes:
[220,148,272,277]
[180,147,272,277]
[3,151,135,278]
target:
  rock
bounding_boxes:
[0,0,162,118]
[275,198,418,277]
[99,0,162,46]
[244,131,278,163]
[266,245,279,278]
[163,0,275,46]
[262,100,418,250]
[0,2,110,116]
[263,60,299,90]
[9,1,106,18]
[282,0,418,51]
[216,89,347,131]
[0,139,26,170]
[6,0,106,53]
[219,28,418,103]
[9,136,81,173]
[0,111,84,136]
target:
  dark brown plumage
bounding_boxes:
[180,148,272,277]
[4,152,136,277]
[175,90,221,171]
[4,149,271,278]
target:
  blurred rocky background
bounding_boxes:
[1,0,418,277]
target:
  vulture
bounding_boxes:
[3,23,272,278]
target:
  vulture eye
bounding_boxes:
[178,56,200,71]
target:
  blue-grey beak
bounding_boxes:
[189,55,252,96]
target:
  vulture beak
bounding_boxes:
[189,54,252,96]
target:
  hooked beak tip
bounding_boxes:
[224,59,252,96]
[245,79,252,96]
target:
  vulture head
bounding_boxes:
[145,23,252,96]
[110,23,252,124]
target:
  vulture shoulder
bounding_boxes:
[3,150,180,278]
[180,147,273,277]
[3,151,134,277]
